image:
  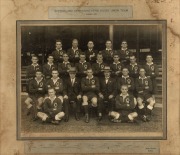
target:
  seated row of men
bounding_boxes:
[27,52,159,95]
[25,66,156,124]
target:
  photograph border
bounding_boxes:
[16,20,167,140]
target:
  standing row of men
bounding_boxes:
[24,39,159,125]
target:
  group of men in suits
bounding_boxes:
[24,39,159,125]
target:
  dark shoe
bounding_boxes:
[85,114,89,123]
[75,113,80,121]
[146,115,152,122]
[64,115,69,122]
[51,120,59,125]
[26,106,33,116]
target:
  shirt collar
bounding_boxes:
[56,48,62,51]
[51,77,60,80]
[86,75,94,79]
[79,60,86,63]
[96,60,103,64]
[139,76,147,79]
[88,48,93,51]
[106,48,112,51]
[146,62,154,65]
[120,93,129,97]
[48,62,54,65]
[130,63,137,66]
[63,61,70,64]
[113,61,120,64]
[35,77,43,83]
[49,96,56,101]
[105,76,110,79]
[122,75,129,78]
[121,47,127,51]
[72,47,78,50]
[31,63,39,67]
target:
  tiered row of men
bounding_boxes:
[24,39,159,125]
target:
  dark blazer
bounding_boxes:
[99,77,117,96]
[101,49,117,64]
[58,62,74,77]
[127,64,141,79]
[43,63,57,79]
[84,49,98,63]
[26,64,42,79]
[67,48,82,64]
[64,77,82,97]
[52,49,66,63]
[92,62,106,77]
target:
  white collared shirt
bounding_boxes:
[63,61,70,64]
[72,47,78,52]
[105,76,110,84]
[51,77,60,84]
[121,48,128,51]
[47,62,54,67]
[56,48,62,51]
[49,96,56,104]
[130,63,137,67]
[122,75,129,78]
[113,61,120,65]
[139,76,147,80]
[146,62,154,66]
[71,78,75,85]
[120,93,129,101]
[106,48,112,51]
[35,77,43,85]
[86,75,94,80]
[79,60,86,64]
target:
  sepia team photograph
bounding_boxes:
[17,20,167,140]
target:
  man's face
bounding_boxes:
[87,41,94,49]
[48,89,56,98]
[121,41,127,48]
[122,69,129,76]
[105,41,112,49]
[139,69,145,76]
[130,56,136,64]
[63,54,69,61]
[80,55,86,62]
[47,56,54,63]
[104,71,110,77]
[36,72,42,79]
[97,55,103,62]
[32,57,38,64]
[72,40,78,48]
[69,73,76,79]
[56,42,62,49]
[146,56,153,63]
[121,86,128,95]
[52,71,59,78]
[113,55,119,62]
[87,69,93,77]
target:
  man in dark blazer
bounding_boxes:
[58,53,74,79]
[101,40,116,65]
[84,41,98,64]
[51,39,66,64]
[92,53,106,78]
[64,67,82,121]
[43,54,57,80]
[67,39,82,64]
[98,66,117,118]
